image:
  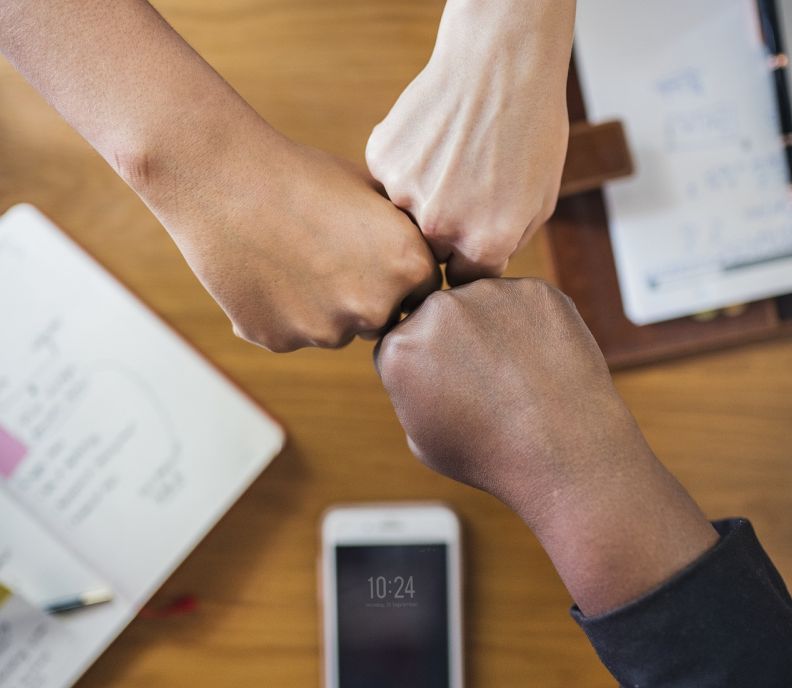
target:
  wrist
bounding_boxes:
[520,419,718,616]
[111,91,287,232]
[441,0,576,71]
[111,91,241,192]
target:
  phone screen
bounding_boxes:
[335,543,450,688]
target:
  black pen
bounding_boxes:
[757,0,792,183]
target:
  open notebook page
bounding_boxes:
[0,204,285,687]
[575,0,792,325]
[0,585,80,685]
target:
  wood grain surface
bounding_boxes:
[1,2,790,686]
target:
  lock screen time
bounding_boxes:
[335,543,449,688]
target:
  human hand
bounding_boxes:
[374,278,625,519]
[366,0,575,285]
[375,279,717,614]
[0,0,440,353]
[131,125,439,352]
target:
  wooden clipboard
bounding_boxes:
[552,61,792,369]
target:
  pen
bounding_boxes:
[44,587,113,614]
[757,0,792,183]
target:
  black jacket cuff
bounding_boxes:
[571,519,792,687]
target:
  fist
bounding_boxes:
[375,279,649,525]
[366,2,570,285]
[147,135,440,352]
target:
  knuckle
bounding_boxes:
[467,277,502,296]
[342,293,393,332]
[261,331,300,353]
[519,278,571,309]
[365,126,384,165]
[521,277,554,298]
[232,322,257,345]
[458,235,510,270]
[418,206,457,242]
[451,277,504,307]
[421,288,463,319]
[540,197,559,225]
[376,329,416,382]
[365,133,398,186]
[356,302,393,332]
[407,250,436,284]
[234,324,298,354]
[374,170,412,207]
[389,233,437,288]
[266,338,300,354]
[312,311,365,348]
[387,187,414,210]
[308,326,346,349]
[378,170,412,207]
[376,294,457,382]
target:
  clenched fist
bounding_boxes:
[374,279,625,517]
[375,279,717,615]
[133,128,440,353]
[366,0,575,285]
[0,0,441,354]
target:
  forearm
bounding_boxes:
[0,1,281,202]
[439,0,576,83]
[521,407,719,617]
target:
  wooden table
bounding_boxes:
[1,1,791,685]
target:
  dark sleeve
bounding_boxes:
[571,519,792,687]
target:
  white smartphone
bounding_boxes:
[320,503,464,688]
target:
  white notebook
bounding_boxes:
[0,204,285,687]
[575,0,792,325]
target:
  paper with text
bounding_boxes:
[575,0,792,324]
[0,204,285,687]
[0,585,78,687]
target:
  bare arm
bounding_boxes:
[0,1,438,351]
[376,279,792,686]
[374,279,717,615]
[367,0,576,284]
[0,1,253,188]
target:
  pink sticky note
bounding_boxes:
[0,425,27,478]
